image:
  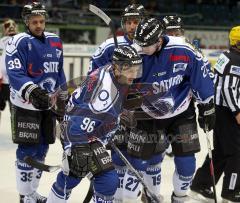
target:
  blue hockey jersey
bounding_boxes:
[5,32,66,110]
[134,36,214,119]
[64,65,128,149]
[88,34,132,74]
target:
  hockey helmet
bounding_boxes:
[162,15,183,30]
[112,45,143,81]
[229,26,240,47]
[121,4,146,29]
[134,17,163,47]
[22,2,47,23]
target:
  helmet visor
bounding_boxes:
[114,62,143,84]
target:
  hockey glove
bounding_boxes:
[55,90,69,122]
[0,94,6,111]
[120,109,137,128]
[197,100,215,132]
[22,84,50,110]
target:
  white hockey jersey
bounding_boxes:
[0,36,11,84]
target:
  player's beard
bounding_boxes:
[127,32,135,41]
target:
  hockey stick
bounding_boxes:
[89,4,118,47]
[83,181,94,203]
[110,141,161,203]
[205,126,217,203]
[24,156,61,172]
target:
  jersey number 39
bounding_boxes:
[8,58,21,69]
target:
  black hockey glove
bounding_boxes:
[122,94,143,110]
[0,94,6,111]
[0,84,7,110]
[22,84,50,110]
[120,109,137,128]
[197,100,215,132]
[55,90,69,122]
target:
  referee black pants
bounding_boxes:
[191,106,240,195]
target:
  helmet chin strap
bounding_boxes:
[235,41,240,50]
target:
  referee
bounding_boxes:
[191,26,240,202]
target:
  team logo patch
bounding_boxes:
[173,63,187,73]
[56,49,62,58]
[230,65,240,76]
[28,42,32,51]
[39,77,56,92]
[214,53,229,74]
[90,72,119,113]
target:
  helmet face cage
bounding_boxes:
[121,4,145,30]
[22,2,47,24]
[134,18,163,47]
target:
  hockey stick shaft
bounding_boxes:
[89,4,118,47]
[24,156,61,172]
[205,126,217,203]
[110,141,161,203]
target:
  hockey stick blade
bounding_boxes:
[89,4,118,47]
[89,4,111,25]
[24,156,61,172]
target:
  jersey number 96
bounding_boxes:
[80,117,95,133]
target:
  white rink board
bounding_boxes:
[0,104,225,203]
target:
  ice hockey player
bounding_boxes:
[162,15,184,37]
[191,25,240,202]
[5,2,67,203]
[88,4,147,202]
[46,45,143,203]
[0,19,18,113]
[88,3,146,73]
[123,17,215,203]
[161,15,185,158]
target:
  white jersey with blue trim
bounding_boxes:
[5,32,66,110]
[135,36,214,119]
[64,65,128,148]
[0,36,11,84]
[88,34,132,74]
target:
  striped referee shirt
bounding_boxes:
[214,48,240,115]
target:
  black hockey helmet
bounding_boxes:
[121,4,146,29]
[162,15,183,30]
[112,45,142,79]
[22,2,47,23]
[134,18,163,47]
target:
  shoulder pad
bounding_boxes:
[165,36,204,59]
[93,36,128,59]
[44,32,59,38]
[5,33,29,55]
[214,53,229,74]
